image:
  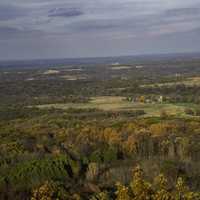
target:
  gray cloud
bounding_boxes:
[0,26,44,40]
[48,8,83,18]
[0,0,200,60]
[165,7,200,17]
[0,4,26,20]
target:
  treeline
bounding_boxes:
[2,60,200,106]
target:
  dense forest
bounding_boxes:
[1,56,200,199]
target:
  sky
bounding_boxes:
[0,0,200,60]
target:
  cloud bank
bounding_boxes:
[0,0,200,60]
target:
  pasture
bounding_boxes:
[36,96,198,117]
[141,76,200,88]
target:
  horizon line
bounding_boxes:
[0,51,200,63]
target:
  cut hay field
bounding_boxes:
[36,96,198,117]
[111,66,132,70]
[60,75,87,80]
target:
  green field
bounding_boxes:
[141,76,200,88]
[36,96,198,117]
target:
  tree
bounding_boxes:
[130,165,153,200]
[175,177,200,200]
[90,191,110,200]
[160,110,168,119]
[139,96,145,103]
[115,182,130,200]
[153,174,173,200]
[31,181,57,200]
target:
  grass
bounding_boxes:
[36,96,199,118]
[111,66,132,70]
[141,76,200,88]
[60,75,87,80]
[37,96,129,111]
[43,70,60,75]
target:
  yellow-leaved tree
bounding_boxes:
[130,165,153,200]
[153,174,173,200]
[115,182,130,200]
[31,181,56,200]
[175,177,200,200]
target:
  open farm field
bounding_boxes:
[141,76,200,88]
[36,96,199,117]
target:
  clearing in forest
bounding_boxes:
[36,96,199,117]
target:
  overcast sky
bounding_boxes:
[0,0,200,60]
